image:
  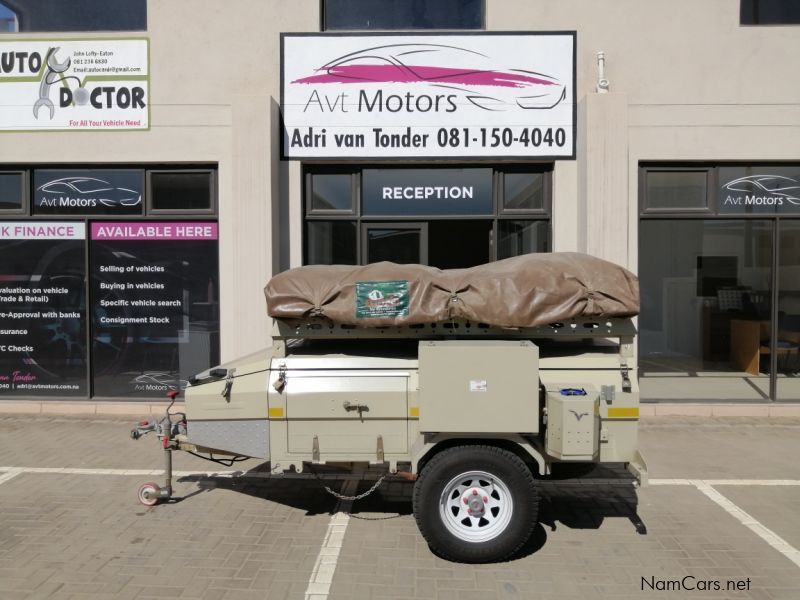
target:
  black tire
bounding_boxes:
[412,445,539,563]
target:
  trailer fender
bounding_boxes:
[411,434,549,476]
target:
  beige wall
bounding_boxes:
[490,0,800,272]
[3,0,799,363]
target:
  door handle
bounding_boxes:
[343,400,369,415]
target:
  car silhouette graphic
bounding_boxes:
[38,177,142,207]
[292,43,567,111]
[723,175,800,204]
[132,372,189,390]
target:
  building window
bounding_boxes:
[642,170,710,212]
[0,164,218,400]
[304,165,551,269]
[148,171,216,214]
[741,0,800,24]
[0,0,146,33]
[0,170,25,212]
[639,163,800,403]
[323,0,483,31]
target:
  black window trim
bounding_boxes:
[145,168,218,216]
[640,166,714,215]
[305,168,358,216]
[497,167,552,216]
[740,0,800,25]
[0,168,28,215]
[303,163,553,265]
[321,0,486,31]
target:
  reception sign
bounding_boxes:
[0,38,149,131]
[282,33,575,159]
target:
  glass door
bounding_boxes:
[362,222,428,265]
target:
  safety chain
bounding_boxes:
[308,466,386,501]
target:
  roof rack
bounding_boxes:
[272,317,636,341]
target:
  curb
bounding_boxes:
[0,401,798,418]
[0,401,185,416]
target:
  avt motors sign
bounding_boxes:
[0,38,148,131]
[282,33,575,159]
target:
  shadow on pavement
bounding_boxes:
[176,460,646,560]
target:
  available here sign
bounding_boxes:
[0,38,149,131]
[281,33,575,160]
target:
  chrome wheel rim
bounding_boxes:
[439,470,513,543]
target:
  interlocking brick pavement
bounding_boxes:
[1,414,799,599]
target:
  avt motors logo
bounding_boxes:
[37,177,142,210]
[722,175,800,207]
[293,43,566,114]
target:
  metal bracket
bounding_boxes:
[600,385,615,405]
[376,435,384,463]
[221,368,236,401]
[312,435,320,463]
[273,364,287,393]
[620,367,632,393]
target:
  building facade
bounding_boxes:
[0,0,799,402]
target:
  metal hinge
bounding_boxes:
[273,364,287,393]
[221,368,236,401]
[620,366,632,393]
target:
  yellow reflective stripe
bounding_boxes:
[607,407,639,419]
[268,407,284,418]
[409,406,420,418]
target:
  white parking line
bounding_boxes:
[305,479,358,600]
[2,468,799,575]
[650,479,800,486]
[692,480,800,569]
[0,467,23,485]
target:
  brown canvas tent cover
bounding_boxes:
[265,253,639,328]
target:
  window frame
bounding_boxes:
[305,168,359,216]
[497,167,552,216]
[304,164,552,265]
[321,0,486,31]
[740,0,800,25]
[146,169,218,216]
[0,168,29,215]
[0,0,147,33]
[639,166,715,216]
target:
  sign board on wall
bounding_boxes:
[362,168,493,215]
[718,167,800,214]
[0,38,149,131]
[33,169,144,215]
[89,222,219,397]
[282,33,576,160]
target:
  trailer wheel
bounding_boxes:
[137,482,161,506]
[413,445,538,563]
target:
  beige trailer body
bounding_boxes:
[135,255,645,563]
[183,317,645,482]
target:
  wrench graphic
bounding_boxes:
[33,47,71,120]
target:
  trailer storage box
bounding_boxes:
[545,386,599,460]
[418,340,539,434]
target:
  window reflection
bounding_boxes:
[639,220,773,401]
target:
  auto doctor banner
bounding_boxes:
[0,38,149,131]
[282,33,575,159]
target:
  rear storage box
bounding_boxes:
[418,340,539,433]
[545,385,600,460]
